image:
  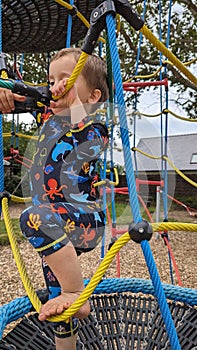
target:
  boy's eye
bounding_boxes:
[49,82,54,87]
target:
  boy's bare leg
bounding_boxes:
[55,334,77,350]
[39,243,90,321]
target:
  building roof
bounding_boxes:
[135,133,197,172]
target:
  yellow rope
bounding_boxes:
[132,147,162,160]
[140,25,197,86]
[184,57,197,66]
[53,0,105,44]
[2,196,129,322]
[152,222,197,232]
[49,220,197,320]
[137,109,197,122]
[163,156,197,188]
[66,52,89,93]
[2,197,42,313]
[2,133,12,138]
[3,195,197,323]
[116,14,121,34]
[48,232,131,321]
[132,111,162,118]
[3,132,38,140]
[163,109,197,122]
[11,195,32,203]
[133,147,197,188]
[15,133,38,140]
[124,57,197,83]
[1,70,8,79]
[23,81,48,87]
[52,52,89,101]
[124,66,162,82]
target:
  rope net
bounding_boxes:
[2,0,104,53]
[1,293,197,349]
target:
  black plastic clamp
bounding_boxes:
[0,52,8,76]
[12,83,51,106]
[69,5,78,17]
[108,237,118,250]
[0,191,11,203]
[129,219,153,243]
[114,0,144,30]
[14,97,46,114]
[82,1,116,55]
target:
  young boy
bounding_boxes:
[1,48,109,350]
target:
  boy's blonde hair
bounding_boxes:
[50,48,109,103]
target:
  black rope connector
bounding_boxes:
[0,52,8,74]
[82,1,116,55]
[129,219,153,243]
[114,0,144,30]
[0,191,11,203]
[161,231,169,245]
[12,82,51,107]
[108,237,118,250]
[69,5,78,17]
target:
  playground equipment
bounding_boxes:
[0,1,197,349]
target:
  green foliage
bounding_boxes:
[21,53,49,84]
[7,52,49,84]
[107,200,156,225]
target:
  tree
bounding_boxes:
[118,0,197,118]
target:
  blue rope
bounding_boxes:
[0,0,4,195]
[101,124,107,260]
[19,53,25,75]
[106,14,142,224]
[0,278,196,338]
[163,0,174,285]
[0,296,32,338]
[109,110,117,227]
[135,0,147,76]
[0,0,2,53]
[106,10,181,350]
[16,114,19,149]
[84,278,197,305]
[11,115,15,149]
[166,0,173,50]
[65,0,74,48]
[141,240,181,349]
[158,0,174,284]
[133,1,147,177]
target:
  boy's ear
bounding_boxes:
[88,89,101,104]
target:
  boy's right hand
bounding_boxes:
[0,88,26,114]
[50,78,82,115]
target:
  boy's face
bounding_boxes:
[49,54,92,114]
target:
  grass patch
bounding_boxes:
[106,201,182,225]
[107,201,157,225]
[107,201,132,225]
[0,218,24,246]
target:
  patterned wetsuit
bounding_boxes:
[20,113,108,337]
